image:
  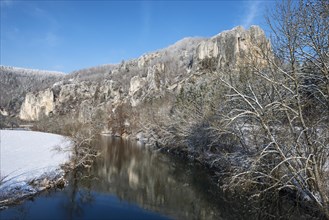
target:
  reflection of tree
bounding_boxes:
[92,136,314,219]
[61,154,95,219]
[90,136,222,220]
[0,201,30,220]
[0,136,311,219]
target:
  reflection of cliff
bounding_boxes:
[90,136,222,220]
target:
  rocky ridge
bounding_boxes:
[1,26,269,137]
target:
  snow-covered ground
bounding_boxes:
[0,130,72,205]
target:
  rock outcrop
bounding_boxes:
[14,26,270,132]
[197,25,269,70]
[0,66,64,116]
[19,89,55,121]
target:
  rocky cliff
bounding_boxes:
[3,26,270,135]
[19,89,56,121]
[197,26,269,70]
[0,66,64,116]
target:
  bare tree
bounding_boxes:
[216,0,329,217]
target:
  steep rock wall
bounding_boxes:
[18,26,270,124]
[197,25,269,70]
[19,89,55,121]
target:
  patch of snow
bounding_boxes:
[0,108,8,116]
[0,130,72,203]
[52,81,63,87]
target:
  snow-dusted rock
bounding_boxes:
[197,25,269,70]
[129,76,146,96]
[14,26,271,138]
[19,89,55,121]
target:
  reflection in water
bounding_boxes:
[92,136,223,220]
[0,135,232,220]
[2,135,307,219]
[1,135,320,219]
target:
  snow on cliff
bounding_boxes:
[0,130,72,205]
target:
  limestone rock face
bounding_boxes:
[18,78,125,121]
[197,25,269,70]
[137,53,161,69]
[17,25,270,125]
[99,80,122,105]
[58,81,98,104]
[129,76,146,96]
[129,76,146,107]
[20,89,55,121]
[147,63,164,90]
[0,66,64,116]
[198,40,219,60]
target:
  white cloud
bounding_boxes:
[242,1,261,28]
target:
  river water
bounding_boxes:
[0,135,315,219]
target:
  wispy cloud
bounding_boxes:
[242,1,261,28]
[140,1,151,39]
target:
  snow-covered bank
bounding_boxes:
[0,130,72,206]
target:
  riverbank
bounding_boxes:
[0,130,72,209]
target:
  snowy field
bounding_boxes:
[0,130,72,204]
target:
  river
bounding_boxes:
[0,135,316,219]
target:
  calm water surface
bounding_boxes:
[0,136,310,219]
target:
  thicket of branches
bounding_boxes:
[35,109,106,171]
[215,0,329,217]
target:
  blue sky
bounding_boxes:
[0,0,274,73]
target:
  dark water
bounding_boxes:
[0,136,314,220]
